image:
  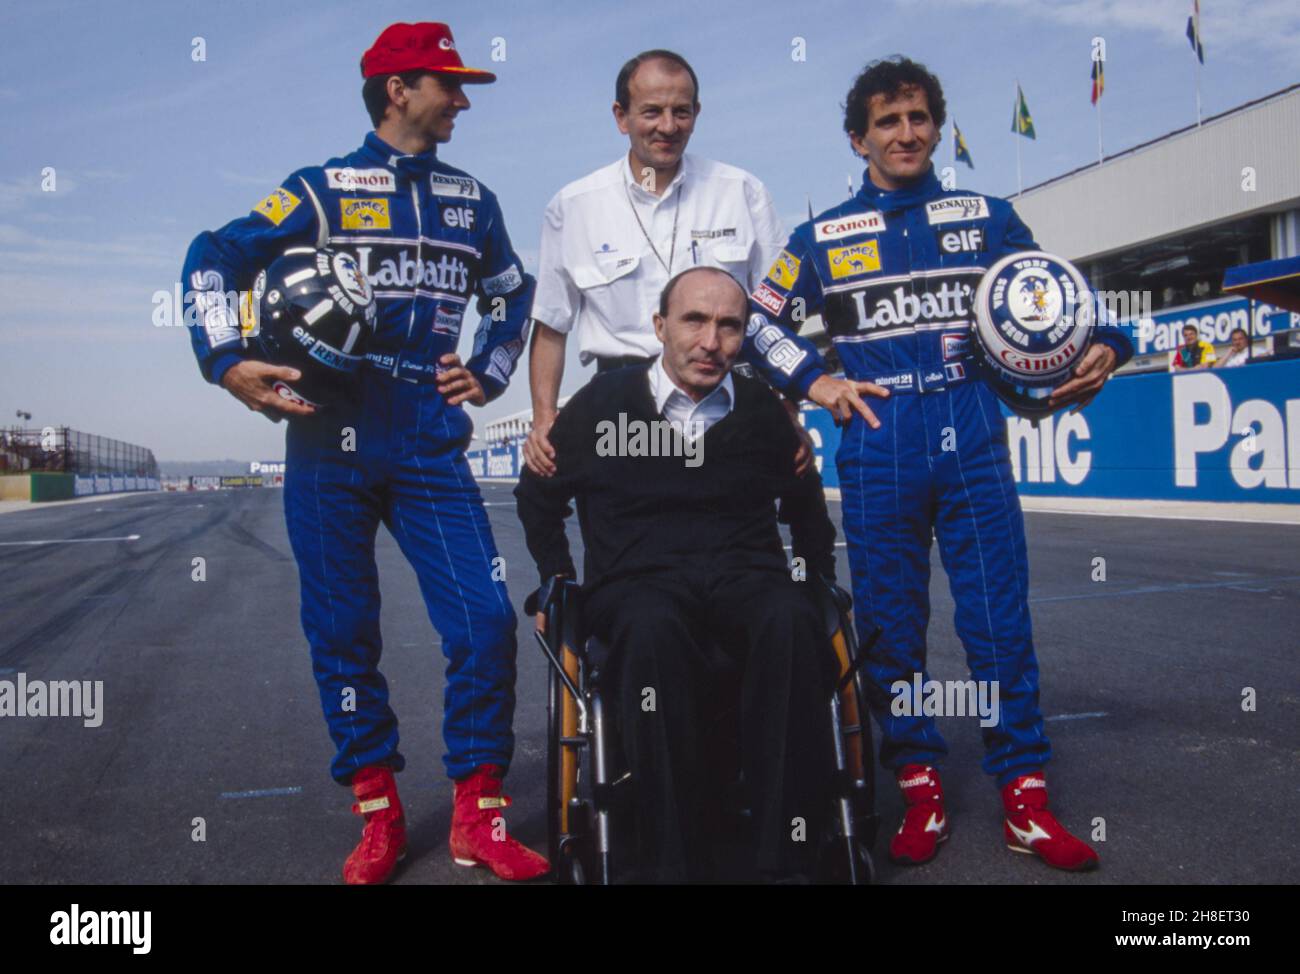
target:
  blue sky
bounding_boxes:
[1,0,1296,462]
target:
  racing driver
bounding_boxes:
[743,56,1131,871]
[180,22,548,884]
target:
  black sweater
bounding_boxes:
[514,364,837,591]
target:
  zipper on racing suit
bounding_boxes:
[397,178,423,377]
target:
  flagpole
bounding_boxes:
[1195,58,1203,127]
[1014,81,1023,195]
[1097,95,1104,165]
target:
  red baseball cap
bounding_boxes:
[360,22,496,84]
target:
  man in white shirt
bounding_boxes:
[524,50,819,477]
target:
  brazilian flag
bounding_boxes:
[954,120,974,168]
[1012,84,1036,140]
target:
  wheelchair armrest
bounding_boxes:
[817,574,853,615]
[524,573,577,617]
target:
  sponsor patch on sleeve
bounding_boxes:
[942,332,970,360]
[252,188,301,226]
[339,198,391,230]
[813,211,886,242]
[925,196,990,224]
[765,250,801,290]
[827,239,881,279]
[481,265,523,297]
[937,227,985,254]
[752,283,787,316]
[325,168,396,192]
[430,174,481,200]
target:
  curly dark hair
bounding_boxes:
[842,56,947,142]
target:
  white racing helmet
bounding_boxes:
[970,250,1095,418]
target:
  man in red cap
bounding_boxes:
[181,22,548,884]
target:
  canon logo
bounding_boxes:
[999,342,1077,372]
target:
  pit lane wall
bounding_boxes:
[468,358,1300,505]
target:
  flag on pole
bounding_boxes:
[1186,0,1205,63]
[1012,84,1036,139]
[1090,58,1105,105]
[953,119,974,168]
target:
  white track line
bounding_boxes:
[1022,506,1300,526]
[0,534,141,547]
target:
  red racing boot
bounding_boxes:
[1002,773,1099,871]
[342,765,407,885]
[449,764,550,881]
[889,764,949,865]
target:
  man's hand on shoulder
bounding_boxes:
[436,354,486,407]
[808,374,890,428]
[523,411,558,478]
[221,360,316,421]
[778,397,814,477]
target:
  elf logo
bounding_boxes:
[442,205,475,230]
[939,227,984,254]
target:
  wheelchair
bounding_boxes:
[529,573,881,884]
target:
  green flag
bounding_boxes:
[1012,84,1036,140]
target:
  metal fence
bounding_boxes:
[0,427,159,477]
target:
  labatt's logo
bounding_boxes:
[814,211,886,242]
[354,246,470,292]
[852,280,973,331]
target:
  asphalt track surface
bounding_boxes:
[0,485,1295,885]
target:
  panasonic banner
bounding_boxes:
[469,358,1300,504]
[1009,359,1299,503]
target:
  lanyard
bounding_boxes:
[625,177,681,275]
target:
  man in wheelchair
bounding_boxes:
[516,266,850,883]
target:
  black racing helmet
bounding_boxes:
[242,246,377,408]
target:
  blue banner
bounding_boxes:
[469,360,1300,504]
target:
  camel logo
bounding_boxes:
[340,198,391,231]
[253,187,301,226]
[828,240,881,280]
[765,250,801,290]
[926,196,990,225]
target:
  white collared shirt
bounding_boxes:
[532,153,786,364]
[647,355,734,441]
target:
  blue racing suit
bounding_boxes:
[747,165,1132,786]
[182,132,533,782]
